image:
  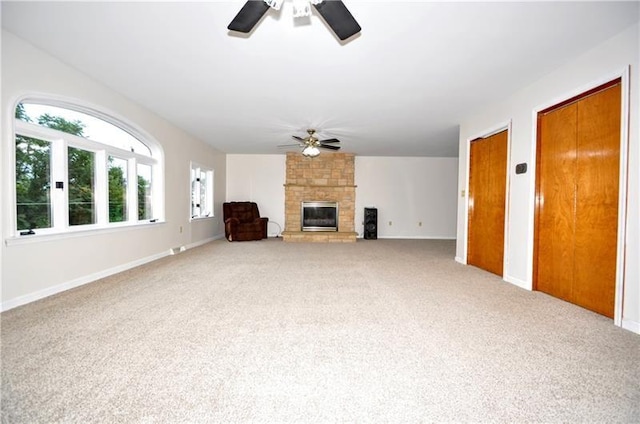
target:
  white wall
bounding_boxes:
[226,154,458,239]
[355,157,458,239]
[226,155,286,237]
[456,23,640,333]
[1,31,226,310]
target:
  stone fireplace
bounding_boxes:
[282,152,357,242]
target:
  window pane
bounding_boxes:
[14,99,162,234]
[108,156,128,223]
[191,168,199,218]
[190,166,213,219]
[200,170,209,216]
[137,163,152,220]
[68,147,95,226]
[15,135,52,230]
[18,102,152,156]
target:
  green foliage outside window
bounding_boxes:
[15,102,153,231]
[15,135,51,231]
[38,113,85,137]
[15,103,30,122]
[137,169,152,220]
[108,157,127,223]
[68,147,95,226]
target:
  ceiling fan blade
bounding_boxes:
[319,144,341,150]
[318,138,340,144]
[228,0,270,33]
[292,135,306,141]
[313,1,361,41]
[278,143,303,147]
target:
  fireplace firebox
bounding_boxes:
[301,201,338,232]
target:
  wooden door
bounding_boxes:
[467,130,508,276]
[535,81,621,318]
[535,104,577,303]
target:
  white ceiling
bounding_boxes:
[2,1,638,157]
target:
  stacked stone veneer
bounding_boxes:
[282,152,357,242]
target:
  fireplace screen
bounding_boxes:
[301,201,338,232]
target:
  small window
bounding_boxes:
[191,163,214,219]
[13,98,162,236]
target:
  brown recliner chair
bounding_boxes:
[223,202,268,241]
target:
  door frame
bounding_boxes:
[529,67,630,326]
[463,121,512,279]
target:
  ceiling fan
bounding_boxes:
[228,0,361,41]
[279,129,341,157]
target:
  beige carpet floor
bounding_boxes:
[1,238,639,423]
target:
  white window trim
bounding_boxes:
[5,220,167,247]
[8,95,165,242]
[189,161,214,221]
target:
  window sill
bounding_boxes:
[189,216,215,223]
[5,220,166,247]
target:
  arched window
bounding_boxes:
[14,98,163,235]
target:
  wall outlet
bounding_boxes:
[461,189,466,197]
[179,225,183,234]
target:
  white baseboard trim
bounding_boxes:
[1,250,171,313]
[622,318,640,335]
[172,235,225,254]
[455,256,466,264]
[374,236,457,240]
[185,235,223,250]
[504,274,531,291]
[1,235,228,312]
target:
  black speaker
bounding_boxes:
[364,207,377,240]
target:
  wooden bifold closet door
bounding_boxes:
[535,81,621,318]
[467,130,508,276]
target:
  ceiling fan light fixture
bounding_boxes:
[264,0,284,11]
[229,0,360,40]
[302,145,320,157]
[292,0,312,18]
